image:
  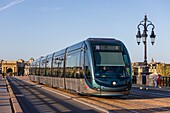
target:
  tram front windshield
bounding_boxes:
[93,45,130,78]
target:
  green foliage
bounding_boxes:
[156,63,170,76]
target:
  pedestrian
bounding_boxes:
[153,73,158,87]
[157,74,162,88]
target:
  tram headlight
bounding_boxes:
[112,81,117,85]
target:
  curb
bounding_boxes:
[5,77,23,113]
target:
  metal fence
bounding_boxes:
[161,76,170,87]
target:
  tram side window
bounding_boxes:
[53,58,58,77]
[35,64,38,75]
[29,64,32,75]
[29,67,32,75]
[73,52,80,78]
[66,51,81,78]
[79,50,84,78]
[34,64,37,75]
[37,65,40,76]
[71,54,77,78]
[40,61,46,76]
[30,63,35,75]
[39,62,42,75]
[123,54,131,77]
[32,64,36,75]
[35,62,40,75]
[52,56,64,77]
[122,47,131,77]
[84,51,91,83]
[46,58,52,76]
[65,54,72,78]
[65,54,71,78]
[76,52,81,78]
[59,57,64,77]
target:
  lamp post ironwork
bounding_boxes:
[136,15,156,67]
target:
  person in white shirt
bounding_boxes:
[153,73,158,87]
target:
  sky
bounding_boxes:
[0,0,170,63]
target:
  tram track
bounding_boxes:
[127,92,170,105]
[130,89,170,103]
[81,95,169,113]
[120,90,170,112]
[78,96,142,113]
[37,84,170,113]
[69,87,170,112]
[132,89,170,98]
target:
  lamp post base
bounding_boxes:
[141,66,152,85]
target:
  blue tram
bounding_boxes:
[29,38,132,96]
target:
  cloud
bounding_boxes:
[0,0,25,12]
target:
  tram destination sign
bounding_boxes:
[94,45,121,51]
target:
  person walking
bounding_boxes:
[153,73,158,87]
[157,74,162,88]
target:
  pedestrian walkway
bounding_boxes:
[0,76,12,113]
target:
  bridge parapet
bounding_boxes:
[132,75,170,87]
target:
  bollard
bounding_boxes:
[142,74,146,85]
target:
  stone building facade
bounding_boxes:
[0,60,17,75]
[0,58,34,76]
[132,59,170,86]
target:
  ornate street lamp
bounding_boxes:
[136,15,156,85]
[136,15,156,66]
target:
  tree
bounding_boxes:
[156,63,170,76]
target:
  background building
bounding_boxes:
[132,59,170,76]
[132,59,170,86]
[0,58,34,76]
[0,60,17,75]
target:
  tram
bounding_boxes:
[29,38,132,96]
